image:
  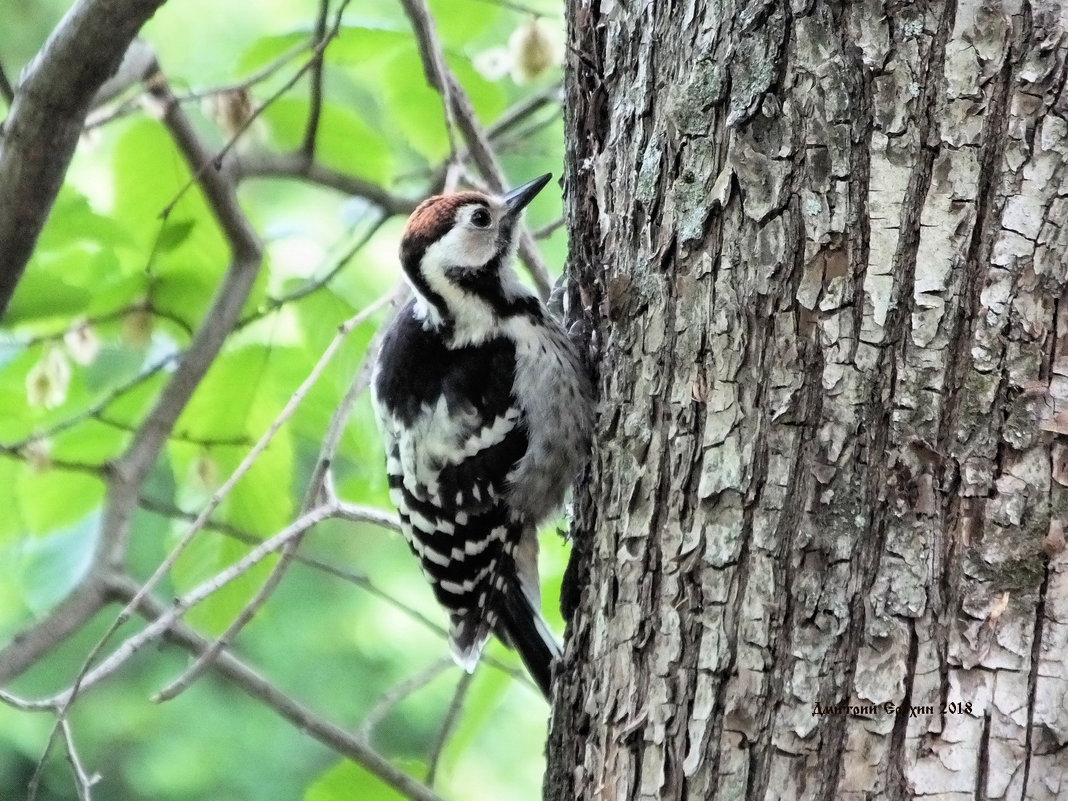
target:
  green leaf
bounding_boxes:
[156,219,197,253]
[241,25,411,75]
[381,52,505,161]
[99,368,170,428]
[112,120,228,317]
[4,265,92,325]
[17,472,105,535]
[428,0,506,43]
[35,184,133,253]
[51,419,127,466]
[174,344,297,535]
[304,760,412,801]
[238,31,306,74]
[8,513,100,615]
[0,459,27,543]
[328,25,412,67]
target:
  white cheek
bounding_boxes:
[432,227,497,268]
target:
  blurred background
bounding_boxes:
[0,0,570,798]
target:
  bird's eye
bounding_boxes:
[471,208,492,228]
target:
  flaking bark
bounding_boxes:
[550,2,1068,799]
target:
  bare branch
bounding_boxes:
[0,59,266,727]
[239,215,393,329]
[301,280,407,505]
[233,151,415,216]
[426,669,474,785]
[301,0,332,157]
[137,495,500,660]
[0,687,48,711]
[59,719,99,801]
[116,298,388,650]
[332,500,403,532]
[0,0,169,316]
[136,295,393,700]
[357,658,453,741]
[0,581,109,684]
[109,576,451,801]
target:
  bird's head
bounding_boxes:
[399,174,552,335]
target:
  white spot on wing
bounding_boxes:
[457,407,520,458]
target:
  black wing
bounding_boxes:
[372,304,530,665]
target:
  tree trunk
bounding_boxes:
[549,2,1068,800]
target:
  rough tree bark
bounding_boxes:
[550,2,1068,800]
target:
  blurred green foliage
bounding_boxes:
[0,1,569,799]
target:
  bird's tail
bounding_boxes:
[496,579,563,699]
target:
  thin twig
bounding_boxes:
[15,57,266,745]
[97,413,252,448]
[3,353,178,452]
[425,669,474,785]
[406,84,562,191]
[234,151,415,215]
[301,0,331,157]
[17,301,191,349]
[26,725,62,801]
[60,719,99,801]
[301,279,407,506]
[137,495,488,659]
[397,0,461,155]
[238,214,392,329]
[85,37,311,131]
[532,216,566,240]
[492,110,562,154]
[0,445,110,478]
[487,83,562,140]
[158,0,354,219]
[357,658,453,741]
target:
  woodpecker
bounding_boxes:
[371,174,594,698]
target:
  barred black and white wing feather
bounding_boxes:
[372,303,561,691]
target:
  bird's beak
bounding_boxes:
[503,173,552,216]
